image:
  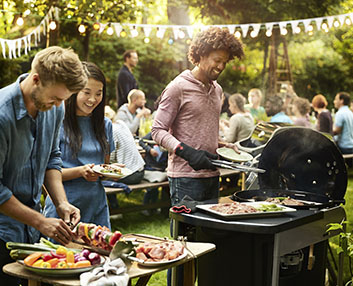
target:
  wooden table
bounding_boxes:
[3,235,215,286]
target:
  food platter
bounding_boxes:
[17,256,106,277]
[196,201,296,220]
[137,249,187,267]
[216,147,253,162]
[92,164,133,179]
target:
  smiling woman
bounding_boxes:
[43,62,116,231]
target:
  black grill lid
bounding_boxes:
[258,127,347,200]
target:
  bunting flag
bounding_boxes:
[1,6,353,59]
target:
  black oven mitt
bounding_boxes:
[171,195,198,214]
[175,143,218,171]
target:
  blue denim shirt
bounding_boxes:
[334,105,353,149]
[0,74,64,243]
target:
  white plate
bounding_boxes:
[18,256,105,277]
[92,164,133,179]
[196,201,296,220]
[216,147,253,162]
[137,249,187,267]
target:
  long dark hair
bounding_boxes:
[63,62,109,157]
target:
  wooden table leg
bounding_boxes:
[135,274,152,286]
[28,280,40,286]
[183,260,195,286]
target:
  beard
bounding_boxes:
[30,87,52,112]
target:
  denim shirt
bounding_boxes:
[0,74,64,243]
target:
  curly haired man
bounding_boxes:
[152,26,243,205]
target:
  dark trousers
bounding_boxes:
[0,239,27,286]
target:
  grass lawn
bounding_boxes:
[109,169,353,286]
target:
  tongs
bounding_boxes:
[211,159,266,173]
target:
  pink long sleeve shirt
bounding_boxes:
[151,70,222,178]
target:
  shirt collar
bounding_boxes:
[13,74,29,121]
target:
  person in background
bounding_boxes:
[116,89,151,135]
[116,49,139,108]
[333,92,353,155]
[292,97,312,128]
[0,46,85,285]
[108,114,145,209]
[265,95,293,124]
[221,93,254,143]
[245,88,267,123]
[279,83,298,116]
[311,94,333,135]
[44,62,115,229]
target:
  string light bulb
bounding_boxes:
[106,25,114,35]
[78,24,86,34]
[250,30,257,38]
[280,27,287,36]
[130,27,139,37]
[16,16,24,26]
[178,30,185,39]
[93,22,100,31]
[144,37,150,44]
[333,20,340,28]
[49,20,57,30]
[307,25,313,32]
[234,31,241,38]
[294,26,301,34]
[345,18,351,25]
[23,9,31,16]
[156,28,164,39]
[168,38,174,45]
[322,23,328,30]
[265,29,272,37]
[120,30,127,37]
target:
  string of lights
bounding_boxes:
[1,6,352,59]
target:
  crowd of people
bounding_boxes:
[1,26,353,286]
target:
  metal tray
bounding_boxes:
[196,202,296,220]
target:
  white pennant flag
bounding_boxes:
[265,22,274,34]
[251,24,261,37]
[8,40,16,59]
[54,7,60,21]
[186,26,194,38]
[290,20,299,34]
[349,13,353,24]
[227,25,235,34]
[38,25,41,42]
[315,18,323,30]
[302,19,312,32]
[99,23,107,34]
[0,39,6,58]
[338,15,345,26]
[172,26,179,39]
[327,16,334,28]
[17,39,21,57]
[279,22,288,35]
[113,23,123,37]
[156,27,166,38]
[28,34,32,51]
[240,24,249,38]
[24,36,28,55]
[143,26,152,37]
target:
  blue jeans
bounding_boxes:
[168,176,220,206]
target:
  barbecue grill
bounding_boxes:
[170,127,347,286]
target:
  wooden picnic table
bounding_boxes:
[3,234,215,286]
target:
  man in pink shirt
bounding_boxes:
[152,27,244,207]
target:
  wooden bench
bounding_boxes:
[105,168,241,215]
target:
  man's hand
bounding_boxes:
[137,107,151,118]
[175,143,218,171]
[218,142,241,154]
[150,148,159,157]
[37,217,75,245]
[55,201,80,230]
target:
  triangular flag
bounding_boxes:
[349,13,353,24]
[186,26,194,38]
[327,16,334,28]
[290,20,299,34]
[251,24,261,37]
[17,39,21,58]
[315,18,323,30]
[338,15,345,26]
[0,39,6,58]
[302,19,312,32]
[24,36,28,55]
[28,34,32,51]
[227,25,235,34]
[279,22,288,35]
[172,26,179,39]
[143,26,152,37]
[113,23,122,37]
[240,24,249,38]
[99,23,107,34]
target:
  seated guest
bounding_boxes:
[221,93,254,143]
[265,95,293,124]
[292,97,312,128]
[115,89,151,135]
[245,88,267,123]
[311,94,333,134]
[333,92,353,155]
[106,107,145,208]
